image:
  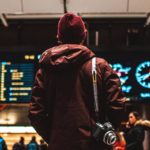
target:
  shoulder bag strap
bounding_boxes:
[92,57,100,122]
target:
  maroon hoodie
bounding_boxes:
[29,44,125,150]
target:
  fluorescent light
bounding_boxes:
[79,12,147,18]
[5,13,64,20]
[0,126,36,133]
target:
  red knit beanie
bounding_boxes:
[57,13,87,44]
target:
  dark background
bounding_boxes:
[0,18,150,49]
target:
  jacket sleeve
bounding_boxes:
[28,68,49,143]
[101,60,126,128]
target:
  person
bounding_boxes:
[125,111,146,150]
[115,111,145,150]
[27,136,39,150]
[28,13,125,150]
[39,139,48,150]
[0,135,7,150]
[13,137,26,150]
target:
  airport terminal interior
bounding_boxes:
[0,0,150,150]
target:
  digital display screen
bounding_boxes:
[98,50,150,100]
[0,50,150,103]
[0,53,39,103]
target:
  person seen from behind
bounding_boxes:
[13,137,26,150]
[27,136,39,150]
[0,135,7,150]
[39,139,48,150]
[28,13,125,150]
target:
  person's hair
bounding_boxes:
[40,139,44,144]
[31,136,36,141]
[20,137,24,142]
[130,111,141,120]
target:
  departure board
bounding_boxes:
[0,62,34,102]
[0,53,38,103]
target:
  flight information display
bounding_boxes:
[0,50,150,103]
[0,53,38,103]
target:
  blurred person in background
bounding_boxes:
[0,135,7,150]
[27,136,39,150]
[39,139,47,150]
[13,137,26,150]
[29,13,125,150]
[115,111,146,150]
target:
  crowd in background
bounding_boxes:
[0,111,150,150]
[0,136,48,150]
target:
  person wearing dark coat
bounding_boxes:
[115,111,145,150]
[39,139,48,150]
[124,112,145,150]
[125,125,145,150]
[13,137,26,150]
[0,135,7,150]
[28,13,125,150]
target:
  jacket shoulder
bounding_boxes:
[39,47,54,64]
[96,57,108,65]
[82,57,110,72]
[96,57,111,72]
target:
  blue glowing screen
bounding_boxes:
[98,50,150,100]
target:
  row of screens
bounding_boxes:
[0,50,150,103]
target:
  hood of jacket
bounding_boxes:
[39,44,95,71]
